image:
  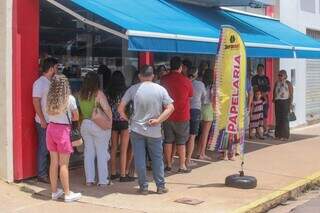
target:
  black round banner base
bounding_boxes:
[225,174,257,189]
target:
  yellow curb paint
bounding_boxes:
[233,171,320,213]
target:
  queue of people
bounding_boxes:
[32,57,294,202]
[249,64,294,141]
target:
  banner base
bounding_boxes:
[225,173,257,189]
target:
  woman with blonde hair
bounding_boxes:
[79,71,112,186]
[46,74,81,202]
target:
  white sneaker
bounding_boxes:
[51,188,64,200]
[64,191,82,203]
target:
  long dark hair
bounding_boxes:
[198,61,209,79]
[79,71,100,100]
[202,69,213,88]
[97,64,111,91]
[108,71,127,101]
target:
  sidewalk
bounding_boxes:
[4,123,320,213]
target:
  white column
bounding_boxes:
[0,0,14,182]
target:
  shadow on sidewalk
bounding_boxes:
[244,133,318,154]
[20,132,318,200]
[188,183,226,189]
[22,169,141,199]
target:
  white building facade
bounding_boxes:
[277,0,320,126]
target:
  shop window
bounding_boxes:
[300,0,316,13]
[40,0,138,94]
[307,29,320,40]
[154,52,214,71]
[247,58,265,77]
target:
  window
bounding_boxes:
[40,0,138,90]
[306,29,320,40]
[300,0,316,13]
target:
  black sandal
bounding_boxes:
[177,168,192,174]
[165,166,172,172]
[110,173,120,180]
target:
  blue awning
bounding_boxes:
[225,9,320,59]
[66,0,320,58]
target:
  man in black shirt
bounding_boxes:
[251,64,271,136]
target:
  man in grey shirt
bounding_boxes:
[118,65,174,195]
[186,67,206,167]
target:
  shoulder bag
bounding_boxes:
[66,112,83,147]
[91,101,112,130]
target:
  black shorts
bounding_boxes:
[112,120,129,132]
[189,109,201,135]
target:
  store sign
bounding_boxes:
[208,26,246,151]
[227,55,241,134]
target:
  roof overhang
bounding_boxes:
[45,0,320,58]
[173,0,275,7]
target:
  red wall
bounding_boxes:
[13,0,39,180]
[265,6,275,127]
[139,52,154,68]
[265,59,275,126]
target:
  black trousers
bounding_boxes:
[275,99,290,139]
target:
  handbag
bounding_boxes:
[91,101,112,130]
[66,112,83,147]
[288,110,297,122]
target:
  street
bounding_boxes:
[269,187,320,213]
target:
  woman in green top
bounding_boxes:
[197,69,215,161]
[79,72,112,187]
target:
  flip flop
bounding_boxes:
[202,155,212,161]
[186,160,198,167]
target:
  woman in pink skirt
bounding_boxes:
[46,74,81,202]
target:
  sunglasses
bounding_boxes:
[278,74,284,77]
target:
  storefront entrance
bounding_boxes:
[13,0,219,180]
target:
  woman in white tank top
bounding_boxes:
[273,70,293,141]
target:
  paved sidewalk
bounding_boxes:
[0,180,136,213]
[3,124,320,213]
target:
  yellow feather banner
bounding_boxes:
[208,26,246,152]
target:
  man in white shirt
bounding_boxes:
[32,57,58,183]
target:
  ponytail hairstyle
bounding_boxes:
[187,66,198,79]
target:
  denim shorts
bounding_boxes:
[190,109,201,135]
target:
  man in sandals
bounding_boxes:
[118,65,174,195]
[161,56,193,174]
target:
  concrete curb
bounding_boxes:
[233,171,320,213]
